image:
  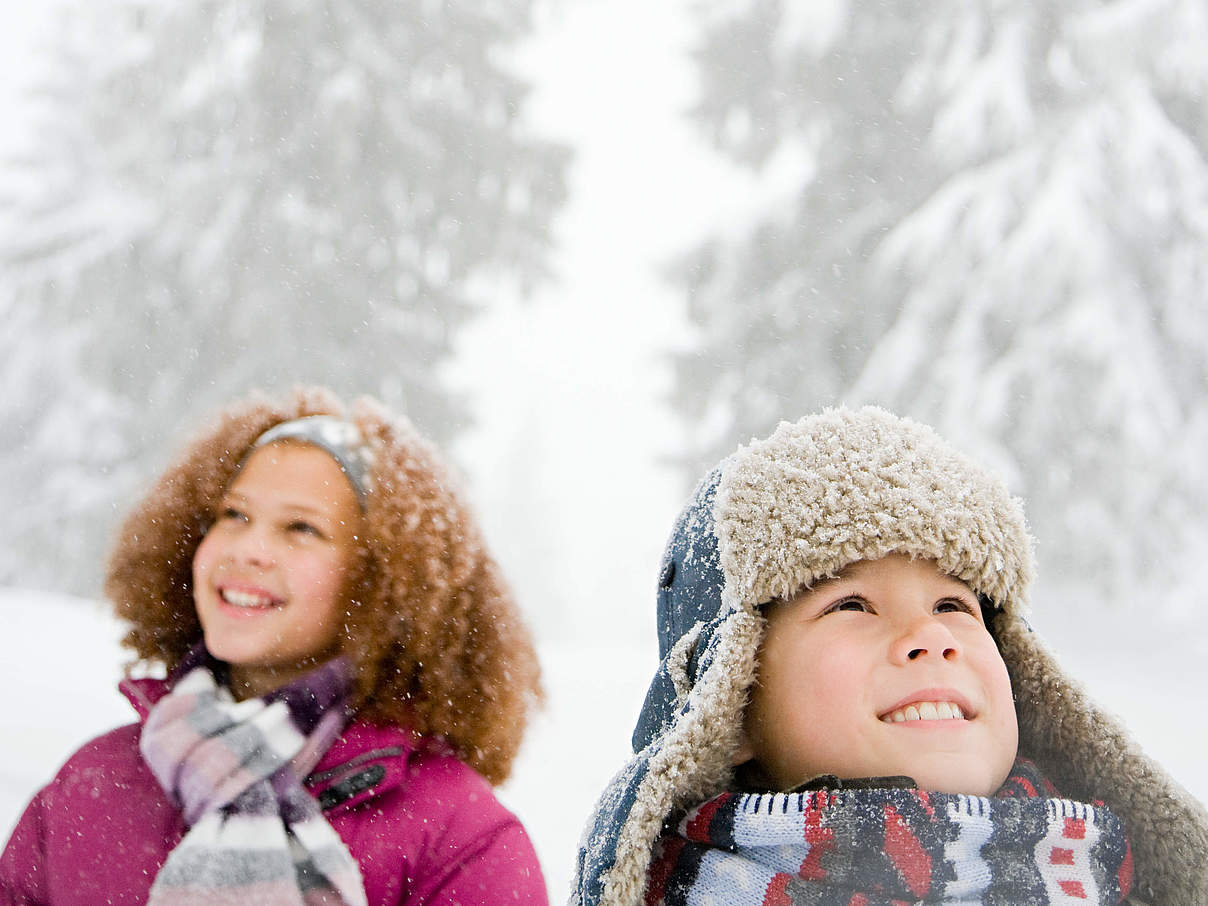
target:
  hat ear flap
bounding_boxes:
[998,615,1208,905]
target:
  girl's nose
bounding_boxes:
[231,529,275,567]
[890,613,960,665]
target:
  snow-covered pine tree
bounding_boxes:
[677,0,1208,607]
[0,0,567,594]
[0,286,137,589]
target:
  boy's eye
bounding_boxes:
[826,596,870,614]
[934,598,974,616]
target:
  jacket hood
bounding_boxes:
[574,406,1207,906]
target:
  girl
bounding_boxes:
[1,387,547,906]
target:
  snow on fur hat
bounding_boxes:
[572,406,1207,906]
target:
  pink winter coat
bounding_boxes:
[0,678,548,906]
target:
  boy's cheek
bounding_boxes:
[983,655,1021,791]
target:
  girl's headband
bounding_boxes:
[251,415,374,506]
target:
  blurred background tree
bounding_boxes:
[1,2,1206,887]
[0,0,567,593]
[674,0,1208,607]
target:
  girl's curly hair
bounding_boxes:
[105,387,541,785]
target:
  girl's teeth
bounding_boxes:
[882,701,967,723]
[221,589,276,608]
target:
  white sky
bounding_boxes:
[0,6,49,131]
[450,0,759,641]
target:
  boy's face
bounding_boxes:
[739,554,1018,796]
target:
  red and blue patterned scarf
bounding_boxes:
[140,652,367,906]
[646,760,1132,906]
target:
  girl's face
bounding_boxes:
[739,554,1018,796]
[192,441,365,699]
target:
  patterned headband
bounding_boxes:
[251,415,374,506]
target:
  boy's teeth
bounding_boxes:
[221,589,277,608]
[883,701,965,723]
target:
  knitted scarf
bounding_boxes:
[140,653,368,906]
[646,761,1132,906]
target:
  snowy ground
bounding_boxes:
[0,589,657,902]
[2,588,1205,902]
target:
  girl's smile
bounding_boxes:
[192,441,365,699]
[214,580,286,611]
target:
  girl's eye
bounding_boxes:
[219,506,247,523]
[287,521,322,537]
[826,596,870,615]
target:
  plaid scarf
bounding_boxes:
[646,761,1132,906]
[140,653,367,906]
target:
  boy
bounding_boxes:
[574,407,1206,906]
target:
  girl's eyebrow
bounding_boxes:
[216,490,245,510]
[273,501,333,519]
[222,489,334,520]
[281,504,334,522]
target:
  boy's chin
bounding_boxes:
[913,774,1002,798]
[736,754,1018,798]
[908,756,1017,798]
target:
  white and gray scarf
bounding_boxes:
[140,653,367,906]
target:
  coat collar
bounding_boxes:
[119,675,420,816]
[120,675,170,720]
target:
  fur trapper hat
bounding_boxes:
[573,406,1206,906]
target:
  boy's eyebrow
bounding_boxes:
[942,576,978,594]
[796,572,845,596]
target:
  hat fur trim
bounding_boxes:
[594,610,763,905]
[715,406,1034,614]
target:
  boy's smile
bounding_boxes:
[878,692,971,723]
[738,554,1018,796]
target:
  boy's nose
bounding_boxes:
[890,615,960,665]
